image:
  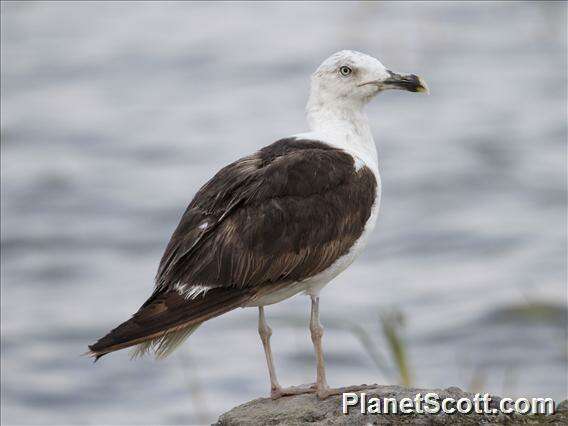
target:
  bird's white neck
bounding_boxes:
[305,97,378,172]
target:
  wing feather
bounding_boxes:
[156,138,377,292]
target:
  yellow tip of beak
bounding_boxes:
[416,76,430,94]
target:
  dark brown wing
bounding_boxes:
[88,138,377,358]
[156,138,378,292]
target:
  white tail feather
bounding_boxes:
[130,323,202,359]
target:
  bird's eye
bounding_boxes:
[339,66,352,76]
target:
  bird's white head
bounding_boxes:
[308,50,428,113]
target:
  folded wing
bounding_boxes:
[88,138,377,358]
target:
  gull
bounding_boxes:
[88,50,427,399]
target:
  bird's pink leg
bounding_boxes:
[309,295,333,398]
[258,307,316,399]
[258,306,281,395]
[309,295,368,399]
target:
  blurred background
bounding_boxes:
[1,1,567,425]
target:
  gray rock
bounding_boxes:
[216,384,568,425]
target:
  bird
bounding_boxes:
[88,50,428,399]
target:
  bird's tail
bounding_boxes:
[88,287,253,360]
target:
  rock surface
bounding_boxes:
[216,384,568,425]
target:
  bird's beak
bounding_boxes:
[359,70,429,94]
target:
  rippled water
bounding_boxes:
[1,2,566,425]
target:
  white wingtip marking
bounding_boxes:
[174,283,211,299]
